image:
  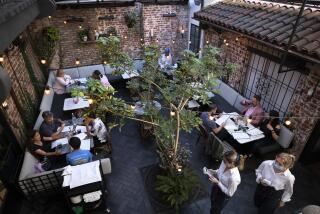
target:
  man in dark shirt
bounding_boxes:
[39,111,65,147]
[200,104,226,136]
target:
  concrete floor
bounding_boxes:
[16,83,320,214]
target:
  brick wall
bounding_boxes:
[29,3,188,68]
[143,4,189,58]
[0,36,44,146]
[204,29,250,91]
[288,64,320,158]
[204,27,320,159]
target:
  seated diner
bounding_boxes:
[66,136,93,166]
[53,69,74,94]
[241,94,265,127]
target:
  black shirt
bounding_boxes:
[29,143,45,161]
[260,119,280,143]
[39,119,62,143]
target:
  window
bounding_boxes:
[243,52,302,118]
[189,24,200,53]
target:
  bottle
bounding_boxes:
[72,113,77,134]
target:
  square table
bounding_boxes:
[215,112,265,144]
[122,71,139,79]
[63,97,90,111]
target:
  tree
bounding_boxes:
[90,37,237,211]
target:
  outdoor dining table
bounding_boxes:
[63,97,90,111]
[66,78,88,93]
[134,100,161,115]
[52,125,94,154]
[215,112,265,144]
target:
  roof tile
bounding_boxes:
[194,0,320,61]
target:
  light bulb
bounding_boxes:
[236,37,239,41]
[170,111,175,116]
[247,118,252,124]
[181,29,185,34]
[130,105,135,109]
[285,120,291,126]
[206,40,209,44]
[64,20,67,24]
[189,41,191,44]
[223,39,227,43]
[1,101,8,108]
[75,59,80,65]
[41,59,46,64]
[226,43,229,46]
[156,39,159,43]
[124,36,127,39]
[177,168,182,172]
[103,61,107,65]
[79,25,82,29]
[140,38,143,42]
[48,16,52,19]
[44,86,51,95]
[0,55,4,62]
[172,40,175,44]
[88,99,93,104]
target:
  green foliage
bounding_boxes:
[155,168,199,211]
[97,36,134,74]
[124,10,138,28]
[70,86,85,98]
[78,28,89,41]
[33,26,59,67]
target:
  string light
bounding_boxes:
[44,86,51,95]
[170,111,175,116]
[124,36,127,39]
[79,25,82,29]
[206,40,209,44]
[103,61,107,65]
[172,40,175,44]
[285,120,291,126]
[236,37,239,41]
[88,98,93,104]
[48,16,52,19]
[189,41,191,44]
[140,38,143,42]
[75,58,80,65]
[226,42,229,46]
[223,39,227,43]
[64,20,67,24]
[40,59,46,64]
[1,101,8,108]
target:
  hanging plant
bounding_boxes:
[78,28,90,42]
[124,10,138,28]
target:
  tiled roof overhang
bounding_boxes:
[194,0,320,63]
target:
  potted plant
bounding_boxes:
[78,28,89,42]
[92,38,238,212]
[70,86,85,104]
[124,10,138,28]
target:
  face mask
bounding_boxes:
[273,161,285,173]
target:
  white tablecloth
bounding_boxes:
[63,97,90,111]
[216,112,265,144]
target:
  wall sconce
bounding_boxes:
[1,101,8,108]
[44,86,51,95]
[75,58,80,65]
[149,29,154,39]
[41,59,46,64]
[180,28,185,38]
[0,55,4,63]
[307,80,319,98]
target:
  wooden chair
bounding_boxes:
[196,124,210,145]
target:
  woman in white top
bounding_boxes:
[207,150,241,214]
[254,152,295,214]
[53,69,73,94]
